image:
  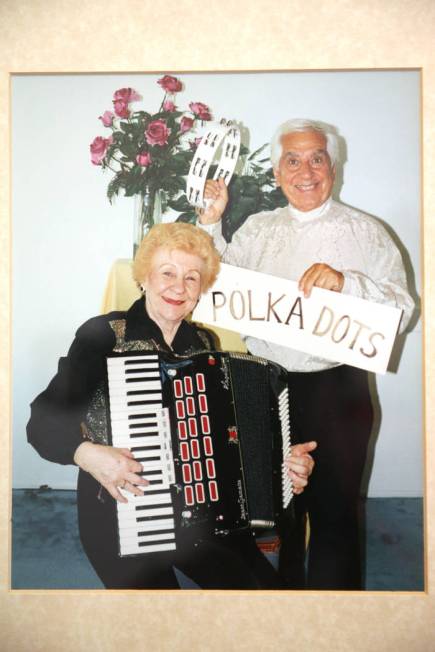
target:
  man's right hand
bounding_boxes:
[197,178,229,224]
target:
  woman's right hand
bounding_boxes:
[73,442,149,503]
[197,178,229,224]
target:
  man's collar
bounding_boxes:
[288,197,332,221]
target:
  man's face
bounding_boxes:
[273,130,335,211]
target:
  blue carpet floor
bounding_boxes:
[11,488,424,591]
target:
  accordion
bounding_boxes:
[106,350,293,557]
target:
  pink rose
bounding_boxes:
[113,88,141,102]
[99,110,115,127]
[113,99,130,118]
[157,75,182,93]
[90,135,113,165]
[145,119,171,146]
[163,100,176,112]
[180,116,194,133]
[136,151,152,167]
[189,102,212,121]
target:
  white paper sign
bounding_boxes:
[193,263,403,374]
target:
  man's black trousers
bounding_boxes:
[279,364,374,590]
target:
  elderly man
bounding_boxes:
[197,118,414,590]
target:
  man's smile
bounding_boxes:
[294,183,317,191]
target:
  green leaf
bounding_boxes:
[160,175,186,197]
[248,142,269,160]
[166,194,191,212]
[223,195,260,241]
[107,174,127,202]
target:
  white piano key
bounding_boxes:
[142,481,171,491]
[118,505,174,521]
[113,435,163,448]
[111,426,161,439]
[132,457,164,467]
[108,365,159,375]
[108,369,160,379]
[109,380,162,392]
[111,404,163,416]
[111,420,160,432]
[109,394,162,405]
[118,518,174,533]
[110,407,162,419]
[111,410,158,430]
[137,532,175,543]
[118,513,174,528]
[120,541,176,555]
[118,504,175,516]
[108,355,159,364]
[123,532,176,544]
[130,447,161,457]
[118,486,170,498]
[135,463,166,474]
[118,495,175,516]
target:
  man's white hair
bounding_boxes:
[270,118,340,168]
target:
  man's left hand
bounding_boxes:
[285,441,317,495]
[298,263,344,298]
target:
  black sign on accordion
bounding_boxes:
[106,350,293,557]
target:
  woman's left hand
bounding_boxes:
[284,441,317,495]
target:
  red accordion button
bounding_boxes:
[193,461,202,481]
[175,400,185,419]
[196,373,205,392]
[184,376,193,395]
[203,436,213,456]
[190,439,200,459]
[186,397,195,416]
[177,421,187,440]
[200,415,210,435]
[208,481,219,502]
[184,485,194,506]
[188,418,198,437]
[206,458,216,479]
[173,379,183,398]
[198,394,208,414]
[180,442,190,462]
[195,483,205,503]
[182,464,192,484]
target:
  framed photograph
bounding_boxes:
[2,2,434,650]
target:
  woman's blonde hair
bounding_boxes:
[133,222,220,293]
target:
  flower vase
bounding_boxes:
[133,189,162,257]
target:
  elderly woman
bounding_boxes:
[27,222,315,589]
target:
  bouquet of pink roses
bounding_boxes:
[90,75,212,211]
[91,74,286,241]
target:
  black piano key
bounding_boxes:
[136,502,172,512]
[138,537,175,547]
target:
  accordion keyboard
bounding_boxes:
[107,354,176,556]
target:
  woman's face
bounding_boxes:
[143,247,205,329]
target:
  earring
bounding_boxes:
[140,284,146,295]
